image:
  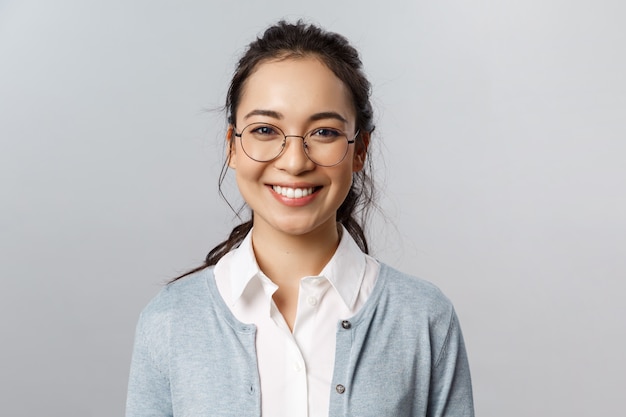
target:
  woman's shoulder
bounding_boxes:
[378,263,449,298]
[140,267,216,319]
[376,262,456,317]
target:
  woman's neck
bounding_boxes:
[251,220,340,286]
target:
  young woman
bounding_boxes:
[126,21,474,417]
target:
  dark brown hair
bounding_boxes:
[173,20,376,281]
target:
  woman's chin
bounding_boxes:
[254,215,337,239]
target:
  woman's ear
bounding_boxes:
[226,125,236,169]
[352,131,370,172]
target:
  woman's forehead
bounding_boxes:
[236,57,355,125]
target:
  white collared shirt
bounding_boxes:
[214,227,380,417]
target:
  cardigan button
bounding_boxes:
[336,384,346,394]
[341,320,352,329]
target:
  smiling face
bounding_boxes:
[228,56,366,242]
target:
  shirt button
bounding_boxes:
[336,384,346,394]
[341,320,352,329]
[307,296,318,306]
[293,362,303,372]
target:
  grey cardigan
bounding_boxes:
[126,263,474,417]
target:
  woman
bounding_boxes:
[126,20,474,417]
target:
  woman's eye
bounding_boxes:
[252,126,276,135]
[312,128,341,138]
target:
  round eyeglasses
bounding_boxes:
[234,122,359,167]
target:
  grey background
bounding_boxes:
[1,0,624,416]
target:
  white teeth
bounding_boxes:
[273,185,315,199]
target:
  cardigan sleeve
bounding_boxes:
[126,295,174,417]
[427,308,475,417]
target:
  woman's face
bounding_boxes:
[228,56,366,240]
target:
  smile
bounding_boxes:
[272,185,317,199]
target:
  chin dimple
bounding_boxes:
[272,185,315,199]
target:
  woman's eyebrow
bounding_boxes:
[244,109,283,120]
[309,112,348,123]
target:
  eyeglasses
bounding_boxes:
[234,122,358,167]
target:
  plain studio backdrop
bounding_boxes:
[1,0,624,415]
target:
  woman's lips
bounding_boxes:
[272,185,317,199]
[268,184,322,206]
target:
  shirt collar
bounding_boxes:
[218,226,367,310]
[319,226,367,310]
[225,231,265,304]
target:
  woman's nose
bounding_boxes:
[273,135,316,174]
